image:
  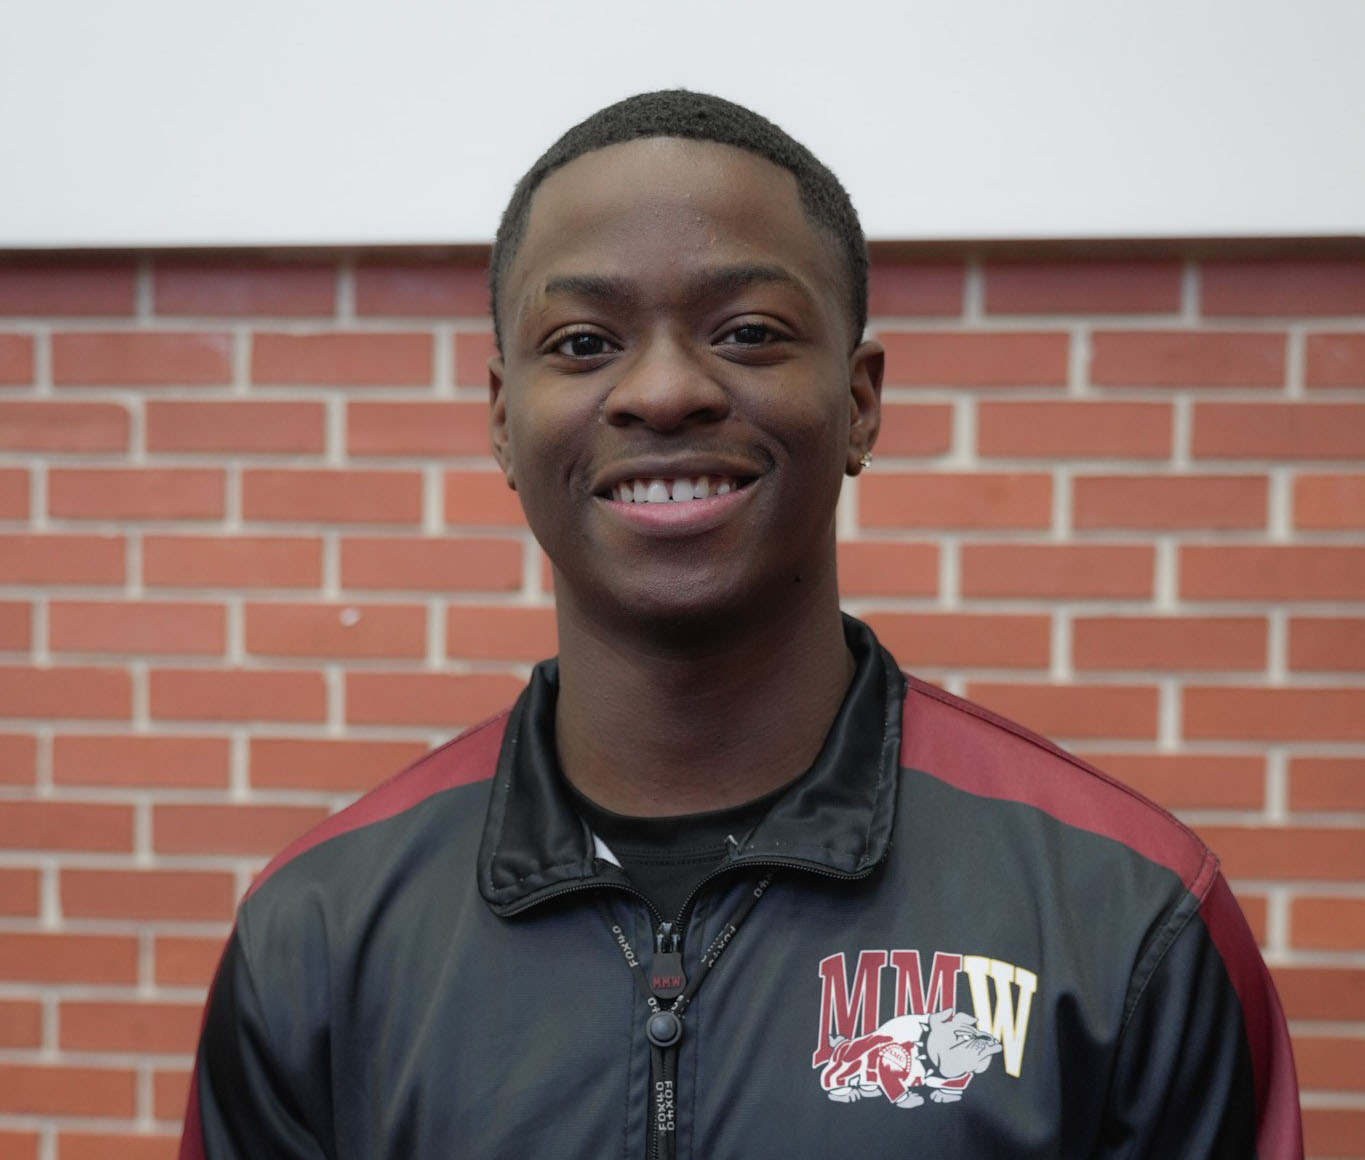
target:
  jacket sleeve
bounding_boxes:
[1099,871,1302,1159]
[179,921,331,1160]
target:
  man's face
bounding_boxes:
[490,137,882,631]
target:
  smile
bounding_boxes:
[607,476,749,504]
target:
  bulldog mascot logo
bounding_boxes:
[818,1009,1003,1108]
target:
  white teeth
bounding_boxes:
[610,475,742,503]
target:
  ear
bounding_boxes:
[488,352,516,491]
[844,338,884,477]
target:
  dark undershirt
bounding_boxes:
[567,780,788,924]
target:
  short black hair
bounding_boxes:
[489,89,868,349]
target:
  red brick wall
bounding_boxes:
[1,247,1363,1158]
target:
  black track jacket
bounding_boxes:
[180,618,1302,1158]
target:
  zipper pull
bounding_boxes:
[650,922,686,1000]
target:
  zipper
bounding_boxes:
[504,856,881,1160]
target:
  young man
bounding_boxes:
[180,91,1301,1158]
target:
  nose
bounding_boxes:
[602,337,729,432]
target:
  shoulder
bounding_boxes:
[245,708,511,901]
[898,676,1216,897]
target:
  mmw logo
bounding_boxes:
[812,950,1038,1078]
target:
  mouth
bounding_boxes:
[603,474,754,504]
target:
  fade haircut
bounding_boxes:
[489,89,868,350]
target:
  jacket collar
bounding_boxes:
[477,616,905,917]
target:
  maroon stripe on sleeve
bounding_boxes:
[246,709,510,896]
[900,677,1210,888]
[177,1065,206,1160]
[1199,874,1304,1159]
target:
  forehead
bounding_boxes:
[502,138,846,332]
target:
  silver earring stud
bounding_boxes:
[858,451,873,470]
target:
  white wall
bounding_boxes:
[3,0,1363,247]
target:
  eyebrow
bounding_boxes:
[539,264,803,308]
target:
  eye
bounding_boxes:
[719,322,780,347]
[546,328,618,361]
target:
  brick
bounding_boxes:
[57,1136,178,1160]
[340,535,521,591]
[0,801,133,851]
[0,868,39,917]
[855,402,953,457]
[251,332,432,386]
[1090,330,1285,388]
[49,600,226,655]
[1180,545,1365,601]
[345,672,525,726]
[1306,332,1365,387]
[145,400,325,454]
[1072,616,1266,671]
[1184,687,1365,742]
[0,534,124,584]
[61,869,236,922]
[0,1132,37,1160]
[1272,967,1365,1020]
[0,468,29,518]
[454,331,497,386]
[446,605,557,661]
[153,803,330,855]
[985,260,1182,314]
[348,400,492,456]
[866,262,965,316]
[1290,618,1365,671]
[1289,757,1365,812]
[354,261,489,316]
[242,468,422,524]
[154,935,227,986]
[59,1000,203,1054]
[53,734,229,789]
[0,601,30,650]
[154,259,336,316]
[961,544,1154,599]
[0,665,131,719]
[47,468,225,520]
[862,612,1050,669]
[149,668,326,723]
[154,1069,191,1120]
[1202,259,1365,316]
[1304,1108,1365,1156]
[1294,473,1365,529]
[0,998,41,1047]
[443,471,528,527]
[1191,402,1365,459]
[246,601,426,658]
[0,401,129,452]
[250,737,429,792]
[0,335,35,387]
[0,261,135,315]
[964,682,1159,740]
[1235,894,1268,947]
[1197,825,1365,881]
[1078,753,1265,810]
[52,332,231,386]
[1291,898,1365,951]
[1072,474,1266,531]
[835,541,939,597]
[879,331,1069,387]
[0,933,137,984]
[1293,1036,1365,1092]
[0,733,37,784]
[859,472,1051,529]
[0,1064,134,1117]
[976,400,1171,460]
[143,534,321,589]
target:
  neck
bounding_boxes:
[553,581,853,817]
